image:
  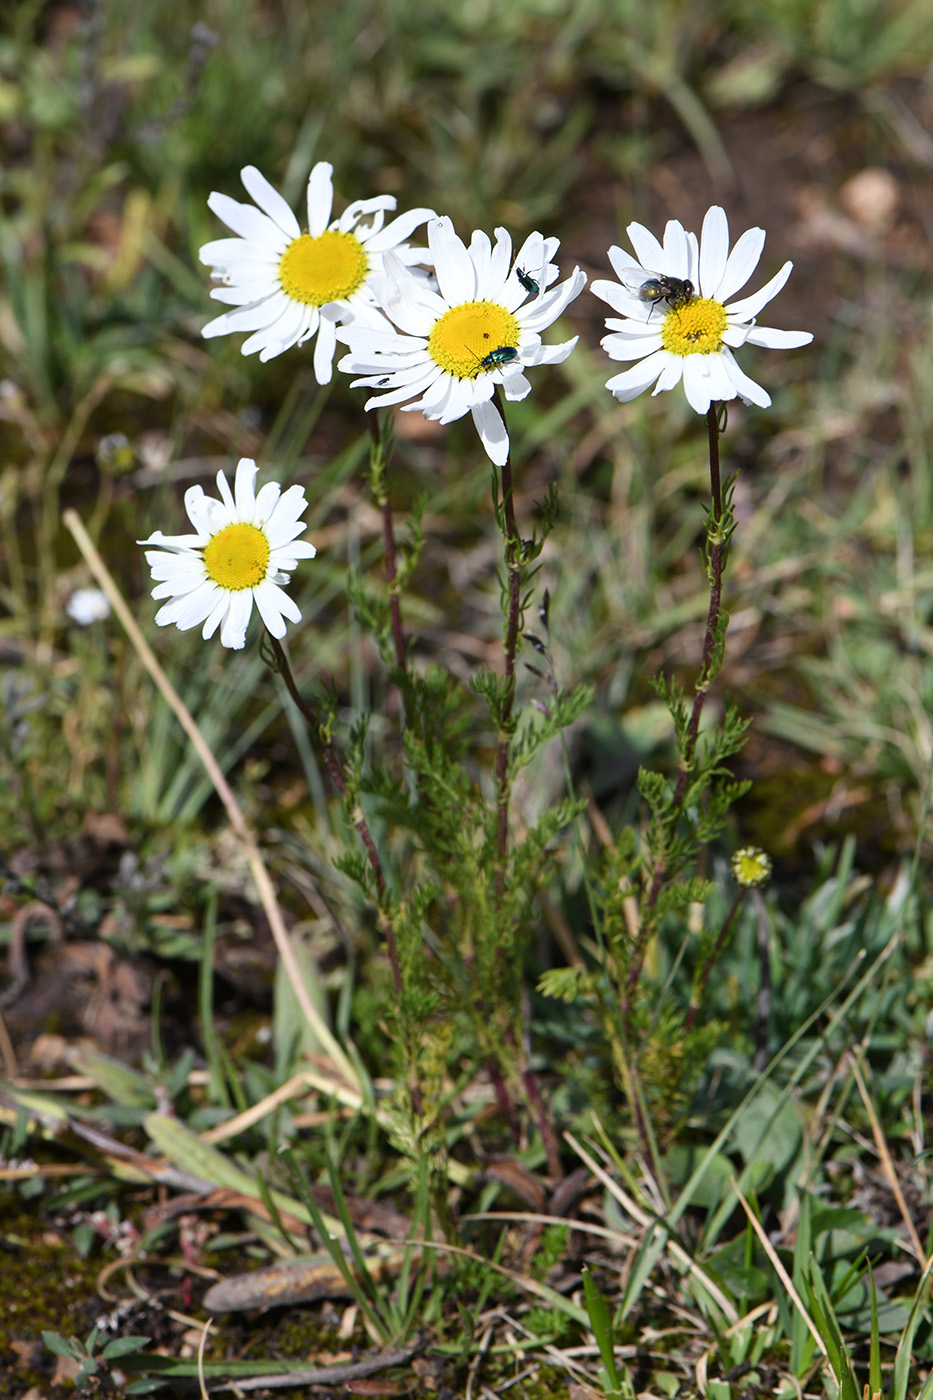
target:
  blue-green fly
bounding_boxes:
[466,344,519,372]
[515,266,539,295]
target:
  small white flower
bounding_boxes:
[199,163,435,382]
[592,205,812,414]
[336,215,586,465]
[66,587,111,625]
[138,458,316,650]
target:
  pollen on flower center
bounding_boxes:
[278,230,369,306]
[661,297,728,357]
[428,301,520,379]
[203,523,270,591]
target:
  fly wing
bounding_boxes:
[615,267,660,301]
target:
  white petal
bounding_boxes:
[716,225,765,302]
[601,330,664,361]
[202,292,291,337]
[252,480,281,523]
[313,313,337,384]
[661,219,692,279]
[207,192,289,251]
[489,226,513,290]
[231,459,258,517]
[524,336,578,367]
[698,206,729,298]
[437,375,478,425]
[374,260,445,335]
[199,237,280,269]
[251,301,315,360]
[269,489,309,536]
[212,469,233,515]
[184,486,216,535]
[704,351,740,403]
[502,370,532,401]
[156,581,220,630]
[653,357,687,394]
[338,195,395,232]
[430,217,476,304]
[239,166,301,239]
[140,528,206,550]
[743,325,813,349]
[208,278,281,305]
[472,398,509,465]
[148,559,206,592]
[606,245,645,282]
[253,579,299,637]
[519,267,586,331]
[722,323,753,348]
[419,369,459,417]
[605,351,670,402]
[591,277,641,315]
[720,347,772,407]
[306,162,335,237]
[364,206,435,251]
[726,261,793,321]
[681,355,716,414]
[219,590,253,649]
[468,228,493,287]
[626,221,665,271]
[362,365,440,411]
[272,542,317,567]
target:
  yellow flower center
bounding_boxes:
[203,523,270,591]
[731,847,772,888]
[661,297,728,357]
[278,230,369,306]
[428,301,520,379]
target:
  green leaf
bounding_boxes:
[42,1331,83,1360]
[102,1335,152,1360]
[582,1264,620,1394]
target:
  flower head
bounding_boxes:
[731,847,772,888]
[592,206,812,414]
[139,458,316,650]
[337,216,586,465]
[66,587,111,625]
[199,163,435,382]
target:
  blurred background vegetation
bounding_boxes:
[2,0,933,1394]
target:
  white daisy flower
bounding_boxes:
[336,215,587,465]
[592,205,812,414]
[66,587,111,625]
[139,458,316,651]
[199,163,435,383]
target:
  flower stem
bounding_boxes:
[673,402,725,789]
[268,635,404,1002]
[367,411,406,673]
[631,403,729,986]
[683,888,743,1032]
[495,429,522,867]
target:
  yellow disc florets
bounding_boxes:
[278,230,369,306]
[428,301,520,379]
[203,523,270,591]
[731,847,772,888]
[661,297,728,357]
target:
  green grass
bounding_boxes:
[2,0,933,1396]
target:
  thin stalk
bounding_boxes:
[673,402,725,795]
[683,888,743,1032]
[487,392,561,1173]
[494,409,522,867]
[631,403,728,987]
[268,636,404,1002]
[367,411,407,672]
